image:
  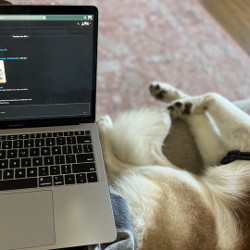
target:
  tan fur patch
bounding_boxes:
[229,190,250,249]
[141,173,217,249]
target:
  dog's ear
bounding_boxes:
[0,0,13,5]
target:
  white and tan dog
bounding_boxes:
[97,82,250,249]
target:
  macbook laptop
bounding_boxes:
[0,5,116,250]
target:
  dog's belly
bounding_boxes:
[111,166,218,249]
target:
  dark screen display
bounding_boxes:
[0,12,97,123]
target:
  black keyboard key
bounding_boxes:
[21,158,31,168]
[0,160,8,169]
[74,131,84,136]
[30,148,40,157]
[83,145,93,153]
[50,165,60,175]
[72,163,96,173]
[0,136,6,141]
[35,139,45,147]
[87,172,98,182]
[64,131,74,136]
[10,159,20,168]
[67,136,76,145]
[2,141,12,149]
[53,175,64,186]
[39,166,49,176]
[7,150,17,158]
[0,178,37,191]
[52,146,61,155]
[73,145,82,154]
[55,156,65,165]
[39,176,52,187]
[62,145,72,154]
[31,133,41,139]
[66,155,76,164]
[65,174,75,184]
[33,157,43,166]
[0,150,6,159]
[44,156,54,166]
[41,147,51,156]
[61,164,72,174]
[77,153,94,163]
[46,138,55,146]
[7,135,18,140]
[19,149,29,157]
[76,173,86,184]
[19,134,29,139]
[3,169,14,179]
[0,170,2,180]
[42,132,52,138]
[24,139,34,148]
[77,136,91,144]
[13,140,23,148]
[15,168,26,179]
[53,132,63,137]
[57,137,66,145]
[27,168,37,177]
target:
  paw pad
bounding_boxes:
[175,102,182,107]
[183,102,192,114]
[149,82,187,103]
[167,101,193,117]
[149,83,167,100]
[156,90,167,100]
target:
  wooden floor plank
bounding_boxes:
[199,0,250,55]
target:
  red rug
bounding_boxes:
[10,0,250,118]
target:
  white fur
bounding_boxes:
[98,82,250,249]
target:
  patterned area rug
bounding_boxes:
[10,0,250,118]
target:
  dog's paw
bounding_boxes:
[167,96,206,118]
[97,115,113,132]
[149,81,187,102]
[167,99,193,118]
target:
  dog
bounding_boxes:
[97,82,250,249]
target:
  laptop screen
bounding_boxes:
[0,6,98,127]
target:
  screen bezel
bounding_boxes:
[0,5,98,129]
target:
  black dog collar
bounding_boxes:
[221,150,250,164]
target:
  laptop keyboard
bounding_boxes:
[0,130,98,191]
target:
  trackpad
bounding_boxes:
[0,191,55,249]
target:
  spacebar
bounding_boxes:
[0,178,38,191]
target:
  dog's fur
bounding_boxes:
[97,82,250,249]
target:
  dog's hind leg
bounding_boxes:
[97,115,134,182]
[167,93,250,151]
[150,82,225,166]
[166,92,250,167]
[98,109,179,183]
[109,108,178,168]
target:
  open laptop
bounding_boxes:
[0,5,116,250]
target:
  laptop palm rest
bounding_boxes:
[0,190,55,249]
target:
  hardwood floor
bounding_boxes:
[198,0,250,55]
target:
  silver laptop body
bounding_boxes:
[0,5,116,250]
